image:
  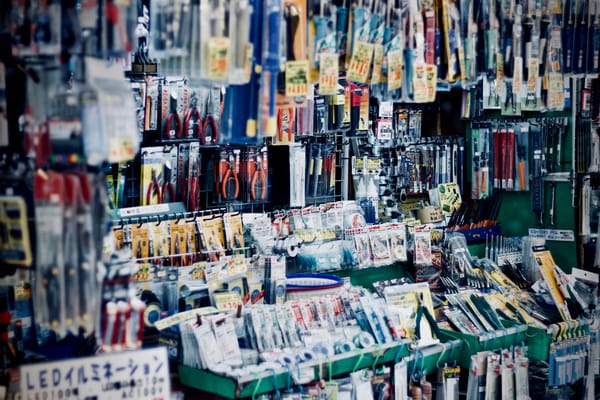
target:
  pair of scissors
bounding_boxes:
[221,152,239,200]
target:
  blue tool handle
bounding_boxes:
[314,15,329,64]
[265,0,282,71]
[351,7,366,55]
[336,7,349,55]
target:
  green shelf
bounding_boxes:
[179,340,410,398]
[501,319,591,362]
[178,339,464,398]
[438,325,528,367]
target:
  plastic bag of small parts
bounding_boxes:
[296,241,345,272]
[82,58,140,165]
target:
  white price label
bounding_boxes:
[117,204,170,218]
[21,348,170,400]
[528,229,575,242]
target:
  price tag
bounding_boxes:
[319,53,339,96]
[213,292,243,311]
[108,138,136,163]
[376,118,393,141]
[21,348,170,400]
[387,50,403,91]
[528,228,575,241]
[206,37,231,80]
[426,64,438,102]
[547,73,565,110]
[116,204,170,218]
[413,63,429,103]
[371,44,384,84]
[347,41,374,83]
[285,60,309,97]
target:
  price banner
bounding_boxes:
[21,347,170,400]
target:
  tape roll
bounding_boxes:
[143,303,162,328]
[298,350,316,363]
[333,340,354,354]
[285,238,300,257]
[280,354,295,365]
[353,332,375,349]
[312,344,330,358]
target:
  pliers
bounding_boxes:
[201,92,219,145]
[161,161,175,203]
[277,107,295,142]
[146,168,161,205]
[250,152,267,201]
[201,115,219,145]
[188,164,201,211]
[183,91,202,138]
[504,81,516,112]
[164,92,182,139]
[221,152,240,200]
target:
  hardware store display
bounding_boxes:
[2,0,600,399]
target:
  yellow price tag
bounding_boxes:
[371,44,384,84]
[206,37,230,80]
[285,60,309,97]
[547,73,564,110]
[319,53,339,96]
[347,41,373,83]
[387,50,403,91]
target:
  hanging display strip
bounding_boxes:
[20,347,170,400]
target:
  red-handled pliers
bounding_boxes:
[165,93,182,139]
[221,153,239,200]
[188,164,201,211]
[277,108,295,142]
[146,168,161,205]
[251,153,267,201]
[183,92,202,139]
[201,115,219,145]
[160,161,175,203]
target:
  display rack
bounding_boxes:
[439,324,528,367]
[178,339,463,399]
